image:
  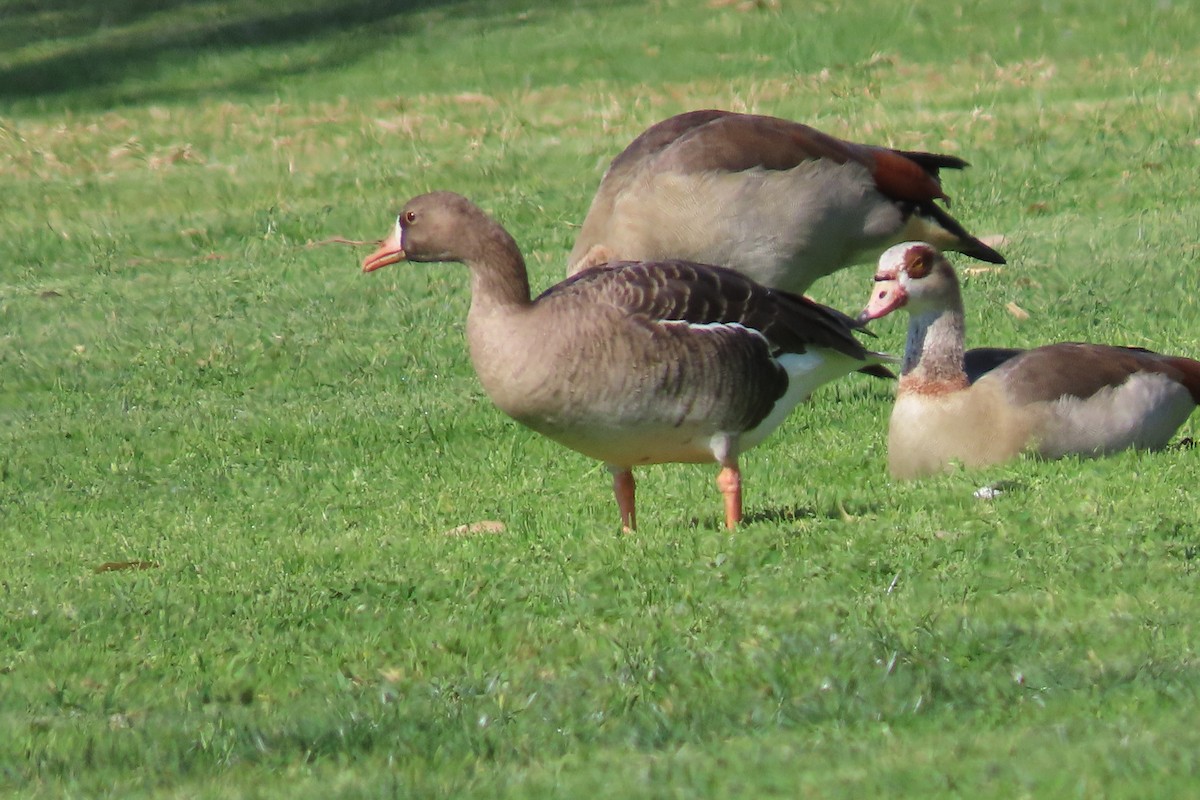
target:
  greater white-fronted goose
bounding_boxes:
[859,242,1200,479]
[362,191,893,530]
[568,109,1005,294]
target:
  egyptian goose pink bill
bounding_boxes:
[362,191,894,531]
[859,242,1200,479]
[567,109,1004,294]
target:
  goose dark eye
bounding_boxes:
[404,210,417,223]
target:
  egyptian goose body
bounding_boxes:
[568,110,1004,294]
[363,191,891,529]
[860,242,1200,479]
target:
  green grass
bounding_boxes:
[3,0,1200,796]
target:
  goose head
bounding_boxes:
[858,241,960,324]
[363,191,486,271]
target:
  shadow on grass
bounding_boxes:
[693,501,891,529]
[0,0,512,108]
[685,505,831,530]
[742,505,819,525]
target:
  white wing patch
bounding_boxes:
[657,319,871,458]
[659,319,766,338]
[739,350,866,452]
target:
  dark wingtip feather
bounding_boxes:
[924,204,1007,264]
[963,347,1025,383]
[957,238,1007,265]
[897,149,971,175]
[858,364,897,380]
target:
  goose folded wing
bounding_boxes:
[991,343,1200,404]
[540,260,871,360]
[655,113,960,207]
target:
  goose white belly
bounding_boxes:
[535,421,730,467]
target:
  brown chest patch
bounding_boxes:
[899,374,970,397]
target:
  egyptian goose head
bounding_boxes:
[859,242,1200,479]
[568,109,1004,294]
[363,191,893,529]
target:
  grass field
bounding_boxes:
[3,0,1200,796]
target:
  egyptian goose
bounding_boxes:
[859,242,1200,479]
[362,191,892,530]
[568,109,1004,294]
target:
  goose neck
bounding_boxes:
[901,305,967,386]
[464,223,533,313]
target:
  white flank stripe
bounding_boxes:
[659,319,767,340]
[739,350,864,452]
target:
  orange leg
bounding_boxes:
[610,467,637,532]
[716,463,742,530]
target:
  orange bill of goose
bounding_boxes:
[859,242,1200,479]
[568,109,1005,294]
[363,191,894,530]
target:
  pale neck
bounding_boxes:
[901,289,967,385]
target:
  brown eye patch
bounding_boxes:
[903,244,935,279]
